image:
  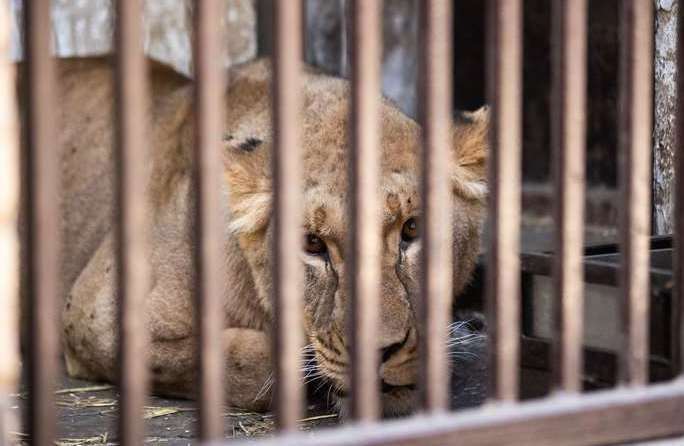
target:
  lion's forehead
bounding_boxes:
[302,172,420,242]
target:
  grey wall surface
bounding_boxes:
[305,0,418,117]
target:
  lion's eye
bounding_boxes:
[304,234,327,255]
[401,217,419,242]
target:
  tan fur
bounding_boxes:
[46,57,488,416]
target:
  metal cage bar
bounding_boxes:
[418,0,454,412]
[617,0,653,387]
[232,381,684,446]
[114,0,150,444]
[348,0,382,422]
[21,2,60,444]
[674,0,684,377]
[551,0,587,393]
[0,2,19,443]
[17,0,684,445]
[271,0,304,431]
[192,0,226,440]
[485,0,523,402]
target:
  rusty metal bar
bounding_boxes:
[229,380,684,446]
[674,0,684,377]
[418,0,453,412]
[271,0,304,431]
[617,0,653,387]
[348,0,381,422]
[114,0,150,444]
[192,0,226,440]
[21,2,60,444]
[0,2,20,444]
[551,0,587,393]
[485,0,523,402]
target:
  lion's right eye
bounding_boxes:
[304,234,327,256]
[401,217,420,243]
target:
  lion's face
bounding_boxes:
[221,62,488,416]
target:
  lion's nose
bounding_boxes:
[380,330,410,363]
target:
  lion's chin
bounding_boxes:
[380,385,417,417]
[331,385,417,419]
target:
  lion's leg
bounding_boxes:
[63,234,118,382]
[150,328,273,411]
[64,233,274,410]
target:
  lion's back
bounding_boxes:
[25,56,191,292]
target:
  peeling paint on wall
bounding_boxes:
[653,0,678,234]
[9,0,257,75]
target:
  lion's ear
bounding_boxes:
[222,134,272,234]
[451,106,489,201]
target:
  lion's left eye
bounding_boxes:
[304,234,327,255]
[401,217,420,242]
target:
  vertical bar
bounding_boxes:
[674,0,684,376]
[617,0,653,387]
[22,2,60,444]
[551,0,587,393]
[193,0,225,440]
[115,1,150,444]
[418,0,454,412]
[348,0,381,422]
[0,1,20,443]
[272,0,303,431]
[485,0,522,402]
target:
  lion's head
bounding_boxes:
[221,60,488,416]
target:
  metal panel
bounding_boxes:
[348,0,381,422]
[418,0,453,412]
[551,0,587,393]
[229,381,684,446]
[21,2,60,445]
[485,0,523,402]
[617,0,653,386]
[271,0,304,431]
[193,0,226,440]
[114,1,150,444]
[674,0,684,376]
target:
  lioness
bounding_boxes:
[51,57,488,416]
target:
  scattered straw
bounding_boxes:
[55,432,108,446]
[55,385,113,395]
[143,407,180,419]
[56,397,116,409]
[298,413,337,423]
